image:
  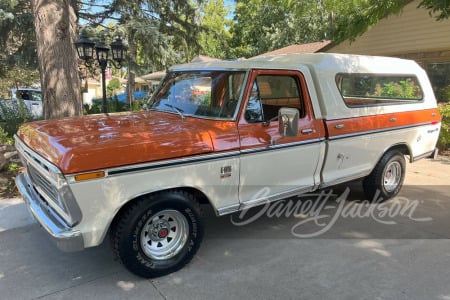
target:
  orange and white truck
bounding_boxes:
[15,53,441,277]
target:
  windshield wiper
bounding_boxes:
[165,103,185,120]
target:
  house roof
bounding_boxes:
[255,40,333,57]
[190,55,223,62]
[140,56,222,82]
[141,70,167,81]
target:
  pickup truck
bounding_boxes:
[0,88,42,119]
[15,53,441,278]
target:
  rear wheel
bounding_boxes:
[110,191,203,278]
[363,151,406,202]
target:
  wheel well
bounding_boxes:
[109,187,211,235]
[385,143,412,162]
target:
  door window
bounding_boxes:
[244,75,303,123]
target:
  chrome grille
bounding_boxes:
[27,164,59,204]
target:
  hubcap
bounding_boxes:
[140,209,188,260]
[383,161,402,192]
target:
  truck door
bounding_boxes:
[16,90,43,118]
[238,70,325,205]
[28,90,43,118]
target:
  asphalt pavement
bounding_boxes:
[0,157,449,300]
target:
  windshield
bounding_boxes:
[148,70,246,119]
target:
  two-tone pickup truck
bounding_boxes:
[15,53,441,278]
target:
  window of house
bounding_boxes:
[427,62,450,103]
[336,74,423,107]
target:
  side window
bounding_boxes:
[245,82,264,122]
[245,74,303,122]
[336,74,423,107]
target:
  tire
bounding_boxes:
[363,150,406,202]
[110,190,204,278]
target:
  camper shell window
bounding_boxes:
[336,74,423,107]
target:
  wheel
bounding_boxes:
[110,190,203,278]
[363,150,406,202]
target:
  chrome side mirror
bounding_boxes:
[278,108,299,137]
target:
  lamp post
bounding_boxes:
[74,32,127,113]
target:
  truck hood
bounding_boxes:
[17,111,215,174]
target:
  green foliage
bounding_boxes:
[0,125,11,144]
[228,0,413,57]
[0,99,32,137]
[436,86,450,103]
[194,0,233,59]
[83,98,146,115]
[331,0,408,43]
[438,103,450,151]
[7,162,19,172]
[418,0,450,20]
[107,78,122,98]
[0,1,39,98]
[380,80,420,99]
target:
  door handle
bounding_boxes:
[301,128,313,134]
[390,117,397,122]
[335,124,344,129]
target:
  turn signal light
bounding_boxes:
[74,171,105,182]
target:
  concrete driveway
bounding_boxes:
[0,157,449,300]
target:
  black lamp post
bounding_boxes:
[75,32,127,113]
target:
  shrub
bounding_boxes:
[84,98,146,115]
[0,99,32,138]
[0,126,11,144]
[438,103,450,152]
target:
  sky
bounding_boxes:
[224,0,236,18]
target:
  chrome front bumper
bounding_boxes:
[16,173,84,252]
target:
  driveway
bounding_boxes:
[0,157,449,300]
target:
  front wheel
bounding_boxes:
[363,151,406,202]
[110,191,203,278]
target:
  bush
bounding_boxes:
[438,103,450,152]
[84,98,147,115]
[0,126,11,144]
[0,99,32,138]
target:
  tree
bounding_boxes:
[229,0,414,58]
[194,0,233,59]
[418,0,450,20]
[230,0,287,58]
[78,1,202,106]
[330,0,409,43]
[31,0,82,119]
[107,77,121,97]
[0,0,39,98]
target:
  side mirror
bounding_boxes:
[278,108,299,137]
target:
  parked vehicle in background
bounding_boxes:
[0,88,42,120]
[91,90,149,104]
[11,88,43,118]
[14,53,441,278]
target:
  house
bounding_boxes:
[255,40,333,57]
[139,55,223,91]
[327,0,450,102]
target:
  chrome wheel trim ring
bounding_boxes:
[383,161,402,193]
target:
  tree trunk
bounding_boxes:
[31,0,82,119]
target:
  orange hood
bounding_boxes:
[17,111,215,174]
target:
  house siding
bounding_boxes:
[328,0,450,60]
